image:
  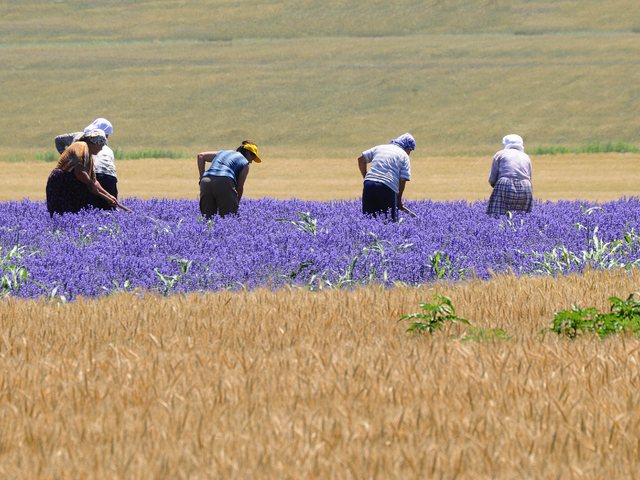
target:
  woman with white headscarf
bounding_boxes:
[46,130,117,217]
[486,134,533,216]
[358,133,414,222]
[54,118,118,210]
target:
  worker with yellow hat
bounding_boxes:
[197,140,262,218]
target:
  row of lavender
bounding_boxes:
[1,197,640,299]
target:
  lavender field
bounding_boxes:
[2,197,640,300]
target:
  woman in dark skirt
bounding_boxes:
[46,130,117,217]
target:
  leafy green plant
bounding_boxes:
[544,293,640,338]
[170,257,195,276]
[304,251,363,290]
[97,215,122,235]
[30,281,68,304]
[276,211,320,235]
[0,262,28,297]
[529,244,579,275]
[154,257,198,295]
[154,269,180,296]
[399,295,469,334]
[429,250,468,280]
[291,233,414,290]
[499,211,526,232]
[99,279,135,296]
[0,245,35,296]
[462,327,512,342]
[529,223,640,275]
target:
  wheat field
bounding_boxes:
[3,1,640,477]
[1,270,639,478]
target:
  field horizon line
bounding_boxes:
[2,29,638,50]
[1,140,637,163]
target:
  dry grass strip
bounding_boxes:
[1,270,640,478]
[4,153,640,203]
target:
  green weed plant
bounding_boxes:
[399,294,470,334]
[400,295,511,341]
[461,327,512,342]
[545,293,640,338]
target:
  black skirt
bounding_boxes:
[46,169,88,216]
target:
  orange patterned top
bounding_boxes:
[53,142,96,181]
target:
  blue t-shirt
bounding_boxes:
[362,144,411,194]
[201,150,248,186]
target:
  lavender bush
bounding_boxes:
[2,197,640,299]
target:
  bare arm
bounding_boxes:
[236,164,250,202]
[357,154,368,178]
[73,164,117,206]
[398,178,407,209]
[197,151,218,177]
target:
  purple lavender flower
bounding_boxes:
[1,197,640,299]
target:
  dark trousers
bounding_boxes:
[362,180,397,222]
[199,176,239,218]
[86,174,118,211]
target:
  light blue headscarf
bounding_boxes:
[84,118,113,135]
[389,133,416,151]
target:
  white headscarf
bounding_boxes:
[80,129,108,145]
[502,134,524,152]
[84,118,113,135]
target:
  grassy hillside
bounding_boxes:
[2,0,640,44]
[0,1,639,158]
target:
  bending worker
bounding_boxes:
[55,118,118,210]
[358,133,414,221]
[197,141,262,218]
[46,129,117,217]
[486,134,533,216]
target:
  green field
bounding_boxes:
[1,0,639,160]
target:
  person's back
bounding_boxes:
[363,144,411,194]
[202,150,248,185]
[358,133,415,222]
[486,134,533,216]
[489,148,531,186]
[197,141,261,219]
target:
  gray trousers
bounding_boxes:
[199,176,239,218]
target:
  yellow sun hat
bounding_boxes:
[241,143,262,163]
